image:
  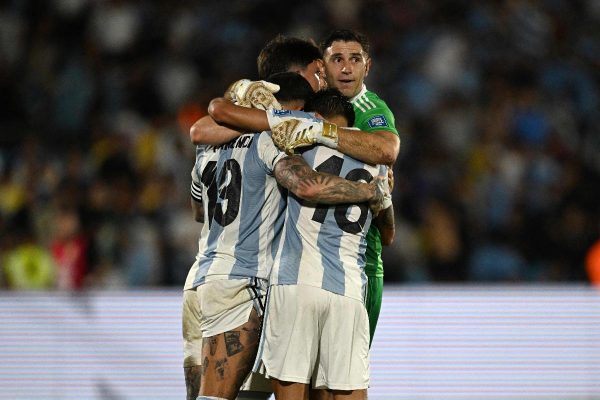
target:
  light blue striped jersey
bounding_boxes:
[190,132,287,287]
[183,178,204,291]
[271,144,386,302]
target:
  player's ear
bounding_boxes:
[364,57,372,77]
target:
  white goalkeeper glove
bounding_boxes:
[370,172,392,216]
[266,110,339,154]
[224,79,282,110]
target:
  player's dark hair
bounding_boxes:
[320,29,370,56]
[257,35,322,80]
[267,72,314,104]
[303,88,355,127]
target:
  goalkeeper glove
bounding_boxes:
[370,172,392,216]
[266,110,339,153]
[225,79,282,110]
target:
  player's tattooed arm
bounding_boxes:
[274,155,380,204]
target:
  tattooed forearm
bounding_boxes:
[274,155,373,204]
[274,156,313,189]
[299,174,372,203]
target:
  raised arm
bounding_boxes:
[273,155,381,204]
[190,78,281,145]
[208,97,270,133]
[267,111,400,165]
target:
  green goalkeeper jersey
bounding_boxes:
[350,85,398,278]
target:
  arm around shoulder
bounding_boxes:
[273,155,376,204]
[337,128,400,166]
[189,114,242,146]
[208,97,270,133]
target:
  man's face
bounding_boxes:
[323,40,371,98]
[291,59,327,92]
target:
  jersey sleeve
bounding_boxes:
[190,165,203,202]
[190,147,204,202]
[255,131,287,174]
[190,181,203,202]
[353,98,399,136]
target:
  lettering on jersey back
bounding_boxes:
[207,135,254,152]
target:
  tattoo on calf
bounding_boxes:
[224,331,244,357]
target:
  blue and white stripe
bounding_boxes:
[190,132,287,287]
[271,145,385,302]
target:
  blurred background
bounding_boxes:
[1,0,599,290]
[2,1,600,399]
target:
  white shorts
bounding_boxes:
[182,283,272,393]
[257,284,370,390]
[196,278,267,338]
[182,289,203,368]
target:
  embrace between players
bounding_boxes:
[182,29,400,400]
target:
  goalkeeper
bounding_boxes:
[318,29,399,346]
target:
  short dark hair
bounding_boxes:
[320,29,370,56]
[266,72,314,104]
[303,88,355,127]
[257,35,322,80]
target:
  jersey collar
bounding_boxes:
[350,84,368,103]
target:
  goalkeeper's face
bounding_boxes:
[323,40,371,98]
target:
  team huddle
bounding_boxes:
[182,29,399,400]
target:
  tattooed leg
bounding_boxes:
[184,365,201,400]
[199,308,262,400]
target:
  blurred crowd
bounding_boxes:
[0,0,599,289]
